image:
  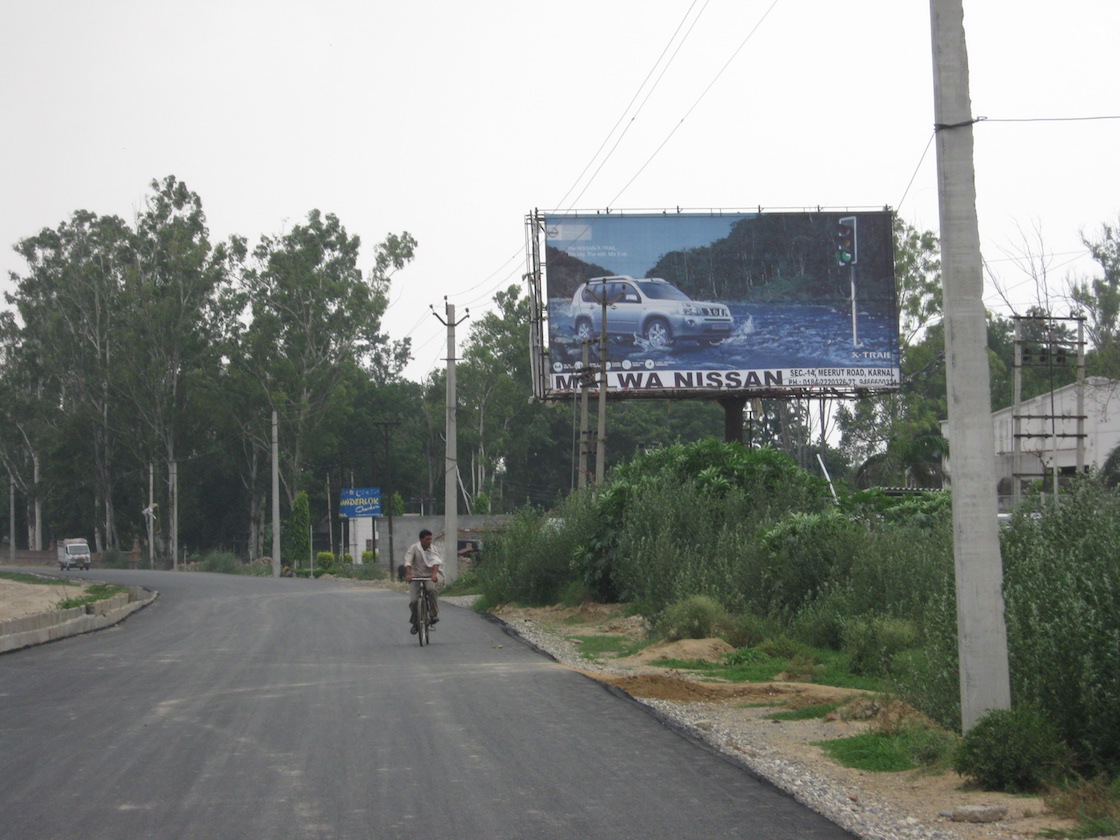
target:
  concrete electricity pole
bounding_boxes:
[372,420,398,578]
[432,300,468,582]
[929,0,1011,730]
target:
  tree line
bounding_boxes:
[0,176,722,563]
[2,177,1118,563]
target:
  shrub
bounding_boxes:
[339,563,383,581]
[478,500,596,606]
[725,610,777,648]
[199,551,240,575]
[790,586,851,650]
[842,615,918,678]
[656,595,728,641]
[100,547,127,569]
[952,707,1066,792]
[757,634,817,663]
[315,552,336,572]
[1000,476,1120,769]
[757,510,866,617]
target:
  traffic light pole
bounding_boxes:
[849,263,859,347]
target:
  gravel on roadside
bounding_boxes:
[482,601,1007,840]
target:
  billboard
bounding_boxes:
[526,210,900,400]
[339,487,381,518]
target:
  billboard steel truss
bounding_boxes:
[526,208,901,402]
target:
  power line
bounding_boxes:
[981,114,1120,124]
[610,0,782,205]
[896,132,935,213]
[563,0,712,211]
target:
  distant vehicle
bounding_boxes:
[570,275,734,349]
[57,539,91,571]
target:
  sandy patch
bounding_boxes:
[0,577,89,622]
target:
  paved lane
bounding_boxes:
[0,570,853,839]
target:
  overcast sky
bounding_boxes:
[2,0,1118,383]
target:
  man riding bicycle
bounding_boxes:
[404,529,442,635]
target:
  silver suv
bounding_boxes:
[569,276,733,348]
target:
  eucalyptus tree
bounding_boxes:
[457,286,532,508]
[235,211,416,513]
[117,176,243,562]
[7,210,134,549]
[0,311,57,548]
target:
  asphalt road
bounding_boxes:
[0,570,855,840]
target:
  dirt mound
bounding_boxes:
[618,637,735,665]
[589,672,844,704]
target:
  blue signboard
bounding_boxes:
[339,488,381,518]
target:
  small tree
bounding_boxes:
[286,491,310,568]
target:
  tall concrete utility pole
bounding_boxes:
[373,420,398,578]
[929,0,1011,730]
[432,300,468,582]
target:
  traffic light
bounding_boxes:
[836,216,857,267]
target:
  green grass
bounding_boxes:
[57,583,128,610]
[0,571,80,587]
[650,646,884,692]
[0,572,125,611]
[815,728,956,773]
[442,572,482,596]
[566,634,648,660]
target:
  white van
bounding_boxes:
[57,539,92,571]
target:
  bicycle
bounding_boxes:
[415,578,435,646]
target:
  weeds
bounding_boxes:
[1042,776,1120,838]
[768,702,845,721]
[57,584,128,610]
[566,634,647,660]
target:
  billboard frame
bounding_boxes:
[525,207,900,403]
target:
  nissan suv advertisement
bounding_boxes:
[570,276,733,348]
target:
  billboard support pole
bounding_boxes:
[578,340,591,489]
[719,395,747,444]
[595,299,609,484]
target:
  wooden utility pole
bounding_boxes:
[930,0,1011,730]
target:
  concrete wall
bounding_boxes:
[368,513,510,570]
[0,585,157,654]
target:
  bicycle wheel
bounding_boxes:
[417,583,429,646]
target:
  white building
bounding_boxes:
[944,377,1120,508]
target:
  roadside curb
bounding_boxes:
[0,585,158,654]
